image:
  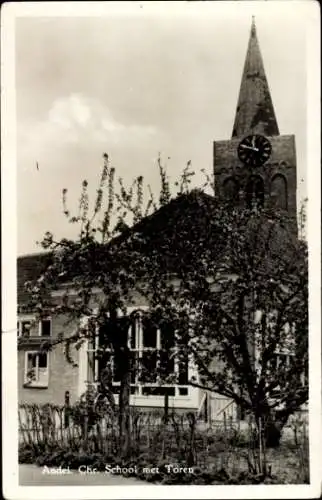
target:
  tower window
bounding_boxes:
[223,177,239,204]
[245,175,264,209]
[270,174,288,210]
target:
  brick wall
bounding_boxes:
[213,135,297,221]
[17,284,200,408]
[18,314,79,405]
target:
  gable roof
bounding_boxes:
[17,190,220,305]
[17,190,302,308]
[117,190,222,268]
[17,251,53,305]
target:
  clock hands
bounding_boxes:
[238,135,272,167]
[240,144,259,152]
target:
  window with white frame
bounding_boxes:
[17,318,52,337]
[24,351,49,387]
[17,319,32,337]
[87,311,190,398]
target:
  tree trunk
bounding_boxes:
[258,411,289,448]
[108,307,132,459]
[118,345,132,458]
[263,419,282,448]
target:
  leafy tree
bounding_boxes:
[22,153,308,451]
[135,203,308,447]
[22,153,195,457]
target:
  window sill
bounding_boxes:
[18,337,52,349]
[23,383,48,389]
[113,393,198,409]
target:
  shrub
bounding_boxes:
[19,404,309,484]
[19,443,37,464]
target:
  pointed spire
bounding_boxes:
[251,15,256,37]
[232,17,279,138]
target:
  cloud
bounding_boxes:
[49,94,92,130]
[50,93,158,143]
[18,93,158,156]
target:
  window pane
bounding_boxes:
[38,353,48,368]
[99,318,129,346]
[140,352,157,382]
[178,356,188,384]
[27,353,37,369]
[116,317,130,346]
[113,352,123,382]
[98,352,112,371]
[179,388,188,396]
[26,353,37,383]
[22,322,31,337]
[130,352,138,384]
[38,368,48,385]
[160,322,175,349]
[130,320,136,349]
[98,354,113,388]
[142,318,157,348]
[41,319,51,336]
[159,350,175,376]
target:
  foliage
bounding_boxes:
[21,153,308,448]
[18,403,309,484]
[138,204,308,446]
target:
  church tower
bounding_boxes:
[214,18,297,225]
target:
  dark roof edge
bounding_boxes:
[17,250,53,260]
[17,190,216,260]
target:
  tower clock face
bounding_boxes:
[237,134,272,167]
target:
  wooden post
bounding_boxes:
[259,416,263,474]
[187,412,196,466]
[164,390,169,423]
[204,393,208,423]
[64,390,70,428]
[161,390,169,459]
[83,411,89,452]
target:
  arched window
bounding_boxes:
[270,174,288,210]
[245,175,265,209]
[223,177,239,203]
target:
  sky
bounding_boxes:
[14,1,310,255]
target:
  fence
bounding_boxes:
[18,402,309,481]
[19,403,221,466]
